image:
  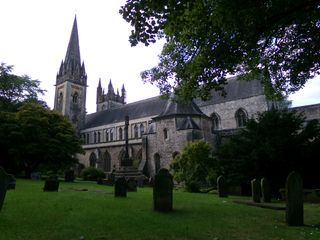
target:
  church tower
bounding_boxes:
[54,16,87,129]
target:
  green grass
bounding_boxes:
[1,179,320,240]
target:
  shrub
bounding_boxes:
[81,167,106,181]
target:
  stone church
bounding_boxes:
[54,16,320,178]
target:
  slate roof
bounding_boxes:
[154,94,206,120]
[195,77,264,107]
[83,96,167,129]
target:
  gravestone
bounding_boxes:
[261,177,271,203]
[251,178,261,203]
[0,167,16,211]
[114,177,127,197]
[127,178,137,192]
[43,175,59,192]
[286,171,304,226]
[217,175,228,197]
[153,168,173,212]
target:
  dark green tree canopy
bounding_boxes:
[120,0,320,100]
[0,103,83,177]
[0,63,46,111]
[214,108,320,195]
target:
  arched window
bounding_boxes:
[235,108,248,127]
[89,152,97,167]
[134,124,139,138]
[94,132,97,143]
[110,128,114,141]
[97,132,101,143]
[105,129,108,142]
[140,123,144,137]
[211,112,221,132]
[72,92,78,104]
[163,128,168,140]
[103,151,112,172]
[154,153,161,174]
[119,127,123,140]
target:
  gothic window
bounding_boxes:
[134,124,139,138]
[97,131,101,143]
[163,128,168,140]
[105,129,108,142]
[72,92,79,104]
[103,151,112,172]
[94,132,97,143]
[89,153,97,167]
[211,112,221,132]
[140,123,144,136]
[119,127,123,140]
[110,129,114,141]
[235,108,248,127]
[58,92,63,109]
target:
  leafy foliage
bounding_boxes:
[214,109,320,195]
[170,140,215,192]
[120,0,320,100]
[0,63,46,111]
[81,167,106,181]
[0,103,83,177]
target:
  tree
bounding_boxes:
[214,109,320,196]
[0,103,83,177]
[170,140,215,192]
[120,1,320,100]
[0,63,46,111]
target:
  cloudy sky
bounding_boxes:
[1,0,319,113]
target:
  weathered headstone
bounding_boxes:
[30,172,41,180]
[251,178,261,203]
[217,175,228,198]
[153,168,173,212]
[286,171,304,226]
[43,175,59,192]
[114,177,127,197]
[0,167,16,211]
[127,178,137,192]
[261,177,271,203]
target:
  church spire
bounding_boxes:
[65,15,81,66]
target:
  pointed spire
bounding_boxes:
[65,15,81,68]
[98,78,102,88]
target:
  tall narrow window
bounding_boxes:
[134,124,139,138]
[94,132,97,143]
[72,92,78,103]
[86,133,90,144]
[211,112,220,132]
[119,127,123,140]
[110,128,114,141]
[140,123,144,137]
[97,132,101,143]
[163,128,168,140]
[235,108,248,127]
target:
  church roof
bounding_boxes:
[83,96,167,129]
[153,94,206,120]
[195,77,264,107]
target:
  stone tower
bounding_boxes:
[54,16,87,129]
[96,79,126,112]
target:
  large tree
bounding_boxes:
[214,109,320,196]
[120,0,320,100]
[0,103,83,177]
[170,140,215,192]
[0,63,46,111]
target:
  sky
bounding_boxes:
[0,0,319,114]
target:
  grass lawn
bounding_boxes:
[1,179,320,240]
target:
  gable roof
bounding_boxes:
[195,77,264,107]
[83,96,167,129]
